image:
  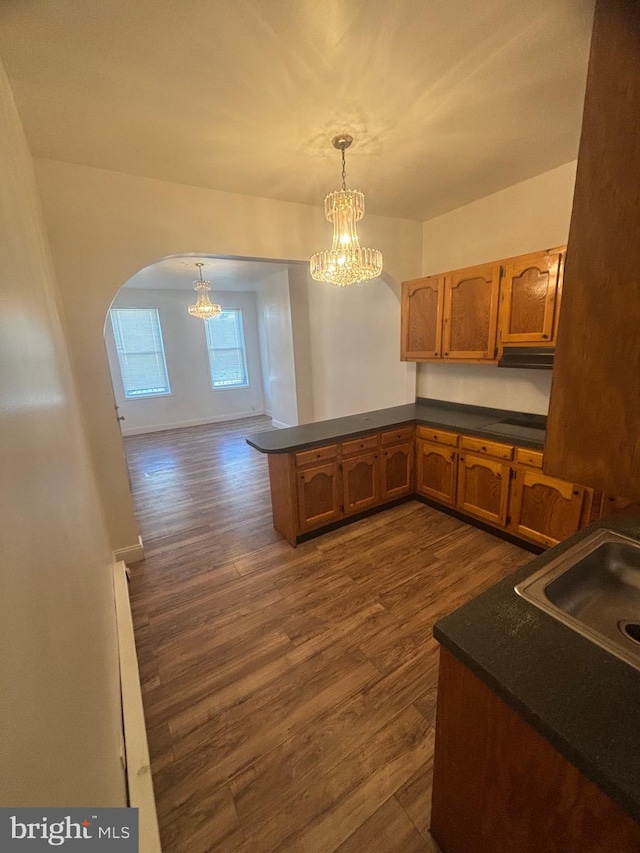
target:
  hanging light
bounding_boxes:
[188,263,221,319]
[310,134,383,286]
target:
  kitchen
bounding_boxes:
[2,1,640,852]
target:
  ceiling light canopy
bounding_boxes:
[188,263,222,319]
[310,135,383,287]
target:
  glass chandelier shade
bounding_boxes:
[188,263,222,319]
[310,136,383,287]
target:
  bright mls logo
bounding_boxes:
[0,808,138,850]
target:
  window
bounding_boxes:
[205,309,249,389]
[110,308,171,398]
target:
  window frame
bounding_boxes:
[109,307,172,400]
[203,308,250,391]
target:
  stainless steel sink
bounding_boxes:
[515,529,640,671]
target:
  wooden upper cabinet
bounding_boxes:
[401,275,445,360]
[442,263,501,360]
[498,249,564,347]
[508,468,585,548]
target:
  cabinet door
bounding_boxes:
[442,263,501,360]
[499,249,563,345]
[296,462,342,532]
[508,468,584,548]
[381,442,414,501]
[401,276,445,360]
[457,452,510,526]
[599,494,640,518]
[416,440,457,506]
[343,451,380,515]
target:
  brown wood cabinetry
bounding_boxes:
[599,494,640,519]
[400,275,445,359]
[400,262,501,362]
[443,262,501,360]
[296,461,342,532]
[498,248,564,349]
[342,451,379,514]
[416,440,457,505]
[545,0,640,500]
[431,648,640,853]
[457,449,511,526]
[380,431,414,501]
[508,468,586,548]
[266,422,597,548]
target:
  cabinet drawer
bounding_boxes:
[515,447,544,469]
[460,435,513,460]
[341,434,379,457]
[294,444,338,467]
[416,425,459,447]
[381,426,414,447]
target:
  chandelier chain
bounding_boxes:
[341,147,346,191]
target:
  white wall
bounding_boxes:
[418,161,577,413]
[33,158,422,551]
[308,273,417,420]
[105,287,265,434]
[257,270,300,429]
[0,58,125,806]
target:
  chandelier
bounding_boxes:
[310,134,383,286]
[188,263,221,319]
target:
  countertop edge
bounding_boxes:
[433,516,640,825]
[246,400,546,454]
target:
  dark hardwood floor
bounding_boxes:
[125,416,532,853]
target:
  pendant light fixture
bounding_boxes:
[310,134,383,286]
[188,263,221,319]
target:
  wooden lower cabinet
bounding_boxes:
[381,441,414,501]
[457,452,510,526]
[296,461,342,532]
[431,648,640,853]
[416,440,457,505]
[599,493,640,518]
[267,425,600,547]
[342,451,379,514]
[508,467,586,548]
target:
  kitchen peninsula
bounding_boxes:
[247,398,600,549]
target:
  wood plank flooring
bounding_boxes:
[125,417,532,853]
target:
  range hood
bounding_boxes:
[498,346,554,370]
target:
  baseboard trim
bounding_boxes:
[272,419,293,429]
[113,536,144,564]
[112,561,161,853]
[122,411,266,436]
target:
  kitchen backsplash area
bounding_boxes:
[417,362,553,415]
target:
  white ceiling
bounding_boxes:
[122,256,292,291]
[0,0,594,221]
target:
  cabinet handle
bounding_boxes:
[450,453,455,460]
[444,352,449,356]
[573,490,580,496]
[434,352,439,356]
[433,434,438,440]
[460,456,465,462]
[481,446,487,451]
[542,334,549,339]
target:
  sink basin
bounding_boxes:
[515,529,640,671]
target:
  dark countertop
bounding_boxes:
[246,398,546,453]
[434,515,640,824]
